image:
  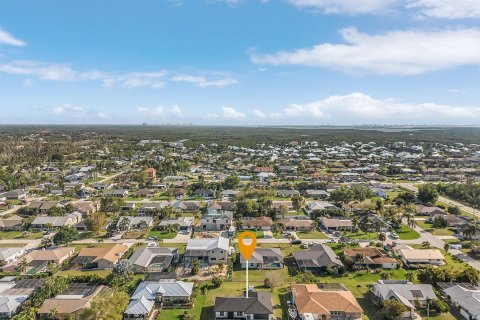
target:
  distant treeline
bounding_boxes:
[1,125,480,147]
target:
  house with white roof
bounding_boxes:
[185,237,229,265]
[444,285,480,320]
[124,280,194,320]
[0,278,44,318]
[128,247,178,273]
[396,247,445,266]
[372,280,436,317]
[0,247,25,264]
[30,212,82,229]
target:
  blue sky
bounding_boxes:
[1,0,480,125]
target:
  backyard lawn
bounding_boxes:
[296,230,329,239]
[0,230,43,240]
[340,230,377,241]
[147,230,178,240]
[395,225,420,240]
[416,220,455,236]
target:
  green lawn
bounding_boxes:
[147,230,178,240]
[416,221,455,236]
[57,269,112,278]
[395,225,420,240]
[296,230,329,239]
[0,231,43,240]
[340,230,378,241]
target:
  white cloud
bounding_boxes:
[52,103,84,114]
[153,106,165,116]
[253,109,267,119]
[0,60,235,89]
[253,92,480,124]
[97,112,110,119]
[251,28,480,75]
[102,71,166,89]
[288,0,397,14]
[222,106,246,119]
[0,28,25,46]
[171,75,238,87]
[407,0,480,19]
[137,107,149,113]
[171,105,183,117]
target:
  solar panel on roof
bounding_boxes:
[411,290,424,298]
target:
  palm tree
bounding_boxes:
[406,270,417,283]
[464,222,480,243]
[444,243,450,253]
[378,232,387,244]
[17,258,29,274]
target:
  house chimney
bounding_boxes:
[291,288,296,305]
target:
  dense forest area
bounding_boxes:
[0,125,479,147]
[437,182,480,209]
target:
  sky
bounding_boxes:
[1,0,480,125]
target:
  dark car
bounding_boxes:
[291,239,302,245]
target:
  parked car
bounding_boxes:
[291,239,302,245]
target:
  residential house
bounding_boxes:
[184,237,229,265]
[320,217,354,232]
[91,182,111,190]
[457,223,480,240]
[417,205,446,216]
[277,189,300,198]
[220,190,241,199]
[28,201,60,214]
[129,247,178,273]
[124,280,194,320]
[0,278,44,318]
[200,211,233,231]
[214,291,274,320]
[38,284,111,319]
[30,212,83,229]
[137,202,169,215]
[305,201,338,215]
[280,218,313,231]
[207,201,235,213]
[0,190,26,200]
[429,213,465,227]
[192,188,216,199]
[444,284,480,320]
[240,248,283,269]
[0,215,23,231]
[372,280,436,316]
[16,247,76,273]
[305,190,330,200]
[343,247,398,269]
[396,247,445,266]
[0,247,26,265]
[102,189,128,197]
[72,244,128,269]
[294,244,344,273]
[242,216,273,231]
[172,201,201,213]
[116,216,154,230]
[159,217,194,232]
[72,201,99,215]
[291,284,363,320]
[134,189,157,198]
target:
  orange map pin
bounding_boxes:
[238,231,257,260]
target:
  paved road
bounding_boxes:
[400,183,480,218]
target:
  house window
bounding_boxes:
[236,312,244,316]
[219,312,226,317]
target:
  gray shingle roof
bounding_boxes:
[214,292,273,315]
